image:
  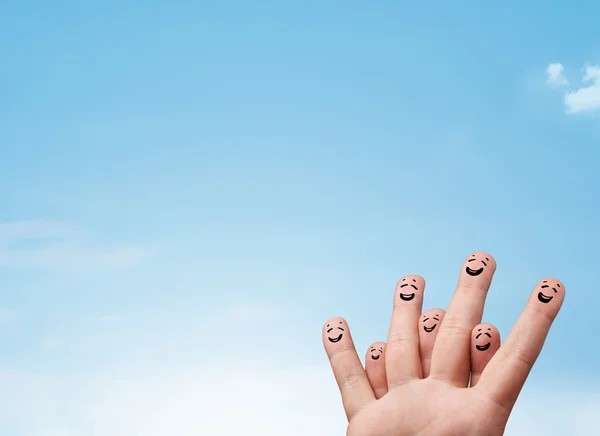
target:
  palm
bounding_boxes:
[323,253,565,436]
[349,380,508,436]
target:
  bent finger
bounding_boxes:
[419,308,445,378]
[365,342,387,398]
[469,323,500,387]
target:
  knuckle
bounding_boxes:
[503,346,535,372]
[386,332,418,349]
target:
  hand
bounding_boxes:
[363,309,501,399]
[323,252,565,436]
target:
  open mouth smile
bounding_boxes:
[537,292,553,303]
[466,267,484,276]
[400,293,415,301]
[476,342,491,351]
[423,324,437,333]
[328,334,343,343]
[371,354,380,360]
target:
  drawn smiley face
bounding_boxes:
[398,275,422,302]
[465,253,491,277]
[325,320,345,343]
[474,326,492,351]
[537,280,561,304]
[369,344,384,360]
[422,311,442,333]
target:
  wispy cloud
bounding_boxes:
[564,65,600,114]
[0,220,154,271]
[0,363,595,435]
[0,363,346,436]
[546,63,568,86]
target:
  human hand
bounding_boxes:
[323,252,565,436]
[363,309,501,399]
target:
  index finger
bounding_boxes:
[475,278,565,410]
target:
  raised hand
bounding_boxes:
[364,307,447,398]
[323,253,565,436]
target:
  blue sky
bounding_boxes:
[1,1,599,434]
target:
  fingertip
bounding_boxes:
[458,252,497,288]
[530,278,565,314]
[395,274,425,305]
[323,317,350,350]
[323,316,346,329]
[422,307,445,317]
[365,342,386,362]
[471,323,500,353]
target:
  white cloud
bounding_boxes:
[0,363,595,436]
[564,65,600,114]
[0,220,153,271]
[0,363,346,436]
[546,63,568,86]
[0,301,595,436]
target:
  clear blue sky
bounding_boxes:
[0,1,599,434]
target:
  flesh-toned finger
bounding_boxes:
[386,275,425,386]
[365,342,387,398]
[419,308,445,378]
[476,278,565,410]
[469,323,500,387]
[323,317,375,420]
[430,252,496,386]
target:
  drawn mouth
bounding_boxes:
[400,293,415,301]
[371,355,380,360]
[537,292,553,304]
[466,266,484,276]
[476,342,491,351]
[328,334,343,343]
[423,324,437,333]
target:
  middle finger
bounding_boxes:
[429,252,496,386]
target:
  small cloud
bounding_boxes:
[0,220,154,271]
[546,63,568,86]
[564,65,600,114]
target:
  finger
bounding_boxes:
[365,342,387,398]
[430,252,496,386]
[323,317,375,420]
[386,275,425,386]
[476,278,565,410]
[419,308,445,378]
[469,323,500,387]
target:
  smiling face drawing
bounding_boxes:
[537,280,561,304]
[397,275,423,302]
[369,345,384,360]
[459,252,496,287]
[325,321,345,343]
[466,253,491,276]
[474,327,492,351]
[422,311,442,333]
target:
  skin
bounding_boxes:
[470,323,501,387]
[322,252,565,436]
[367,315,500,395]
[365,342,387,399]
[419,308,445,378]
